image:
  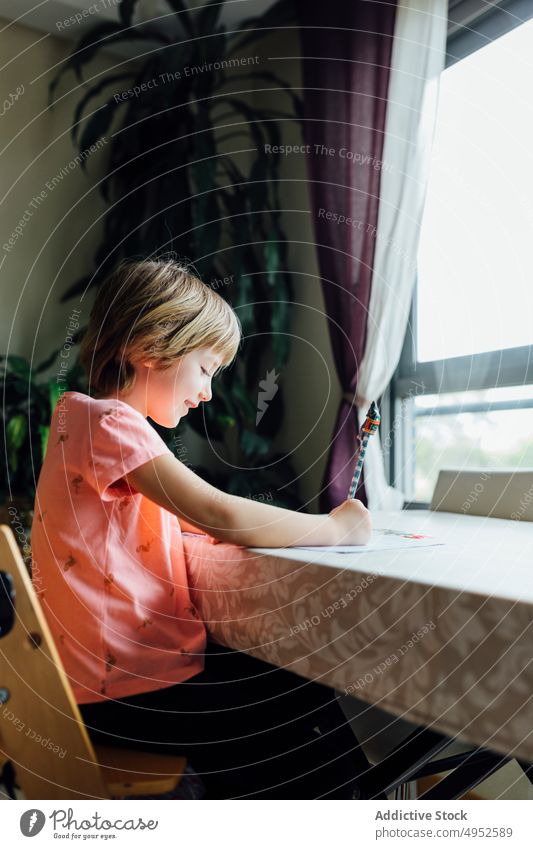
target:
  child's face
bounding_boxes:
[141,346,221,427]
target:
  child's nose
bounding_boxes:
[199,388,211,403]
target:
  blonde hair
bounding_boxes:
[79,257,242,397]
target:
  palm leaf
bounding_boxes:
[48,380,64,415]
[78,98,122,167]
[48,22,125,102]
[167,0,196,36]
[220,70,303,119]
[33,347,62,374]
[119,0,139,26]
[240,428,271,460]
[71,73,135,145]
[196,0,226,34]
[6,414,27,474]
[230,0,296,54]
[59,274,93,303]
[2,355,31,381]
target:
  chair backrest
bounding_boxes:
[0,524,109,799]
[430,469,533,521]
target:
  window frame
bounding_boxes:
[386,0,533,508]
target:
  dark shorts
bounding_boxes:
[79,641,368,799]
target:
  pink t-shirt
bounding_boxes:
[30,390,207,704]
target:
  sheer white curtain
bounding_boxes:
[356,0,448,510]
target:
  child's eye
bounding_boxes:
[201,366,210,376]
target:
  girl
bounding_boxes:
[31,256,372,799]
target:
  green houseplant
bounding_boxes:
[48,0,304,508]
[0,352,86,535]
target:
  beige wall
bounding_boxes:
[251,29,339,512]
[0,16,127,364]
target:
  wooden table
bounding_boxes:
[183,510,533,762]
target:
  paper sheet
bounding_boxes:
[288,528,444,554]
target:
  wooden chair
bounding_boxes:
[430,468,533,521]
[0,524,191,800]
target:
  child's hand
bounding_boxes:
[206,535,222,545]
[329,499,372,545]
[179,517,222,543]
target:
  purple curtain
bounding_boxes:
[296,0,397,512]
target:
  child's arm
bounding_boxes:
[179,517,211,535]
[124,454,371,548]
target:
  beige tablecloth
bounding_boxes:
[182,510,533,763]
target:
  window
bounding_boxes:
[386,1,533,506]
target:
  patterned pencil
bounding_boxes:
[348,401,381,499]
